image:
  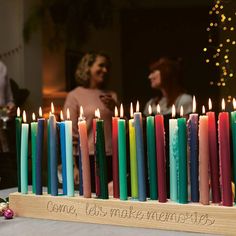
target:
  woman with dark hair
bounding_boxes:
[144,57,192,116]
[63,52,118,192]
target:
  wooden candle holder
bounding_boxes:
[9,192,236,235]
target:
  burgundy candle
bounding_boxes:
[112,106,119,198]
[218,99,232,206]
[155,104,167,202]
[206,98,221,203]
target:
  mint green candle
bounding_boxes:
[146,115,157,200]
[177,116,188,204]
[31,115,37,194]
[118,118,127,200]
[231,109,236,202]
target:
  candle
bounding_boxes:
[118,104,127,200]
[178,106,188,203]
[36,107,45,195]
[64,108,74,197]
[49,103,58,196]
[129,103,138,199]
[206,99,221,203]
[31,112,37,194]
[218,98,232,206]
[155,104,167,203]
[20,110,29,194]
[187,96,199,202]
[47,115,51,194]
[15,107,22,192]
[169,105,178,202]
[78,106,91,198]
[95,109,108,199]
[199,106,210,205]
[133,101,146,201]
[146,105,157,200]
[112,106,119,198]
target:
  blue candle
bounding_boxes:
[36,108,44,195]
[187,96,199,202]
[133,101,146,201]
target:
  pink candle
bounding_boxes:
[206,99,221,203]
[218,99,232,206]
[199,106,209,205]
[78,106,91,198]
[155,104,167,203]
[112,106,119,198]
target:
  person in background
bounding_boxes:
[0,60,15,152]
[63,52,118,193]
[144,57,192,116]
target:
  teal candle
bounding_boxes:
[65,109,74,196]
[118,104,127,200]
[177,107,188,204]
[15,107,22,192]
[146,105,157,200]
[47,119,51,194]
[20,111,29,194]
[31,113,37,194]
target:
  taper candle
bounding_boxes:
[31,113,37,194]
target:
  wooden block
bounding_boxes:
[9,192,236,235]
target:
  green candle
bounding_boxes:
[177,106,188,204]
[118,104,127,200]
[15,107,22,192]
[31,113,38,194]
[96,113,108,199]
[146,105,157,200]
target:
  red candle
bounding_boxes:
[112,106,119,198]
[218,99,232,206]
[155,104,167,202]
[206,98,221,203]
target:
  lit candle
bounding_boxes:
[146,105,157,200]
[155,104,167,203]
[36,107,45,195]
[169,105,178,202]
[129,103,138,199]
[31,112,37,194]
[20,110,29,194]
[118,104,127,200]
[64,108,74,197]
[95,109,108,199]
[218,98,232,206]
[112,106,119,198]
[231,98,236,203]
[78,106,91,198]
[187,96,199,202]
[206,99,221,203]
[178,106,188,204]
[133,101,146,201]
[49,103,58,196]
[15,107,22,192]
[47,113,51,194]
[199,106,210,205]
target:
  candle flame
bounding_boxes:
[192,96,196,113]
[80,106,84,119]
[23,110,27,123]
[51,102,55,114]
[95,109,100,119]
[180,106,184,117]
[233,98,236,110]
[136,101,139,112]
[157,104,161,114]
[130,103,133,118]
[32,112,36,121]
[172,105,176,118]
[114,106,118,117]
[208,98,212,111]
[60,111,63,120]
[17,107,20,117]
[222,98,226,111]
[120,103,124,118]
[66,108,70,120]
[148,105,152,115]
[39,107,43,117]
[202,105,206,114]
